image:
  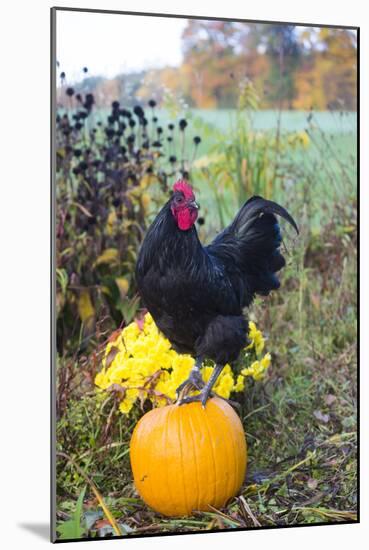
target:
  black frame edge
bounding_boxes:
[51,6,359,31]
[51,5,57,544]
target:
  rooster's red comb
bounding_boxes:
[173,180,195,200]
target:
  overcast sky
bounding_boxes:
[56,10,188,83]
[56,11,356,85]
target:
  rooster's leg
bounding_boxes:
[178,363,225,408]
[176,357,204,397]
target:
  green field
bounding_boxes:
[87,107,356,141]
[179,109,356,132]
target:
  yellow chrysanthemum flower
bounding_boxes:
[246,321,265,355]
[119,399,134,414]
[240,352,271,381]
[214,372,235,399]
[260,352,271,370]
[94,313,271,414]
[234,374,245,392]
[94,369,109,390]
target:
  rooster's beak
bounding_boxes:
[189,200,199,210]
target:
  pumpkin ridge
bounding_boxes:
[164,405,174,514]
[177,405,190,515]
[186,404,200,513]
[223,402,238,497]
[154,406,169,507]
[146,407,164,505]
[216,398,240,496]
[132,411,151,504]
[192,403,208,509]
[214,400,233,502]
[233,403,247,491]
[203,402,218,507]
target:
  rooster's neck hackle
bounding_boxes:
[137,201,203,276]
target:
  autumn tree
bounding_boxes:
[181,20,260,108]
[260,24,301,109]
[293,28,357,109]
[57,21,357,112]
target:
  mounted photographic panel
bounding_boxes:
[51,7,358,543]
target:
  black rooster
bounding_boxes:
[135,180,298,407]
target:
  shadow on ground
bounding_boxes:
[18,523,49,541]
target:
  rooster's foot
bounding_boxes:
[176,369,204,396]
[177,390,241,411]
[177,392,207,408]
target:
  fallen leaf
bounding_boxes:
[84,510,102,529]
[324,394,336,406]
[116,277,130,300]
[94,248,119,267]
[78,289,95,323]
[95,519,111,529]
[314,410,330,423]
[71,201,93,218]
[108,329,123,343]
[105,346,119,369]
[307,478,318,490]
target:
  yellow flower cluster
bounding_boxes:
[246,321,265,355]
[241,353,271,381]
[95,313,271,414]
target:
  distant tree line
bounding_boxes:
[57,22,357,111]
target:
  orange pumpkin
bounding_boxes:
[130,397,247,517]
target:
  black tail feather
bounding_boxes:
[232,195,299,236]
[207,195,298,303]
